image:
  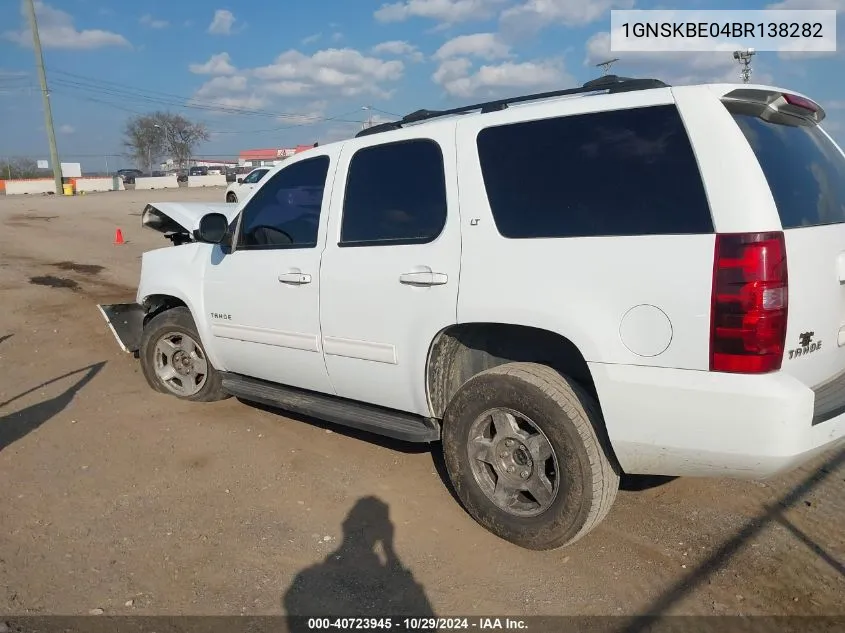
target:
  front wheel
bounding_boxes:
[139,307,229,402]
[442,362,619,550]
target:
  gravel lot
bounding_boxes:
[0,188,843,620]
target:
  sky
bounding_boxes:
[0,0,843,172]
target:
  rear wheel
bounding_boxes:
[442,362,619,550]
[139,307,228,402]
[226,192,237,203]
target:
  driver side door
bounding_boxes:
[202,150,339,394]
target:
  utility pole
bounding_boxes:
[25,0,62,194]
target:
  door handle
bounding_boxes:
[278,269,311,285]
[399,268,448,286]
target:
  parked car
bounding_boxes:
[189,166,208,177]
[98,75,845,550]
[224,167,269,203]
[115,168,144,184]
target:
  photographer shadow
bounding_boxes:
[283,496,436,631]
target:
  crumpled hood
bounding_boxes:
[141,202,240,237]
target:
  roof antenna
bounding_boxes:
[595,58,619,76]
[732,48,755,84]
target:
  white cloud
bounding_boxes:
[3,1,130,50]
[140,14,169,29]
[433,56,573,98]
[59,124,75,134]
[302,33,321,45]
[375,0,506,25]
[584,31,773,85]
[189,52,237,75]
[188,46,407,115]
[252,48,405,98]
[195,75,248,97]
[277,101,330,126]
[204,94,267,111]
[433,33,511,60]
[372,40,425,62]
[208,9,237,35]
[501,0,634,36]
[189,77,267,112]
[768,0,845,59]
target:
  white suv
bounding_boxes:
[99,75,845,550]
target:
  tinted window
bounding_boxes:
[476,105,713,239]
[731,114,845,228]
[243,169,268,184]
[238,156,329,250]
[340,139,447,246]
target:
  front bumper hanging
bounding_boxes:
[96,303,145,354]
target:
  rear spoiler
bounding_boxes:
[721,88,826,127]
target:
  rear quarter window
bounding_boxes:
[475,104,714,239]
[731,114,845,229]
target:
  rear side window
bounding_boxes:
[340,139,447,246]
[476,105,713,239]
[731,114,845,228]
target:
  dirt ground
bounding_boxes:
[0,188,843,620]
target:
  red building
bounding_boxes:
[238,144,319,167]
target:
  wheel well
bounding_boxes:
[426,323,597,419]
[142,294,187,326]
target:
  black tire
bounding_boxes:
[226,192,237,203]
[139,307,229,402]
[442,362,619,550]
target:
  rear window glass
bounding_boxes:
[732,114,845,228]
[475,104,714,239]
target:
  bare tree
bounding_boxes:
[123,112,210,173]
[0,158,49,179]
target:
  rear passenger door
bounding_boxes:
[319,127,461,416]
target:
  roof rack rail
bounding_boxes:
[355,75,669,138]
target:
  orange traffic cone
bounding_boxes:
[114,228,125,245]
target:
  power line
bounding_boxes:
[51,87,368,134]
[48,67,365,122]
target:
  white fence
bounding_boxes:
[75,177,124,193]
[188,174,227,187]
[3,179,57,195]
[135,176,179,190]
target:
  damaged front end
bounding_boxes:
[97,302,145,354]
[98,201,239,354]
[140,201,239,246]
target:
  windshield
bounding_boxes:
[731,114,845,228]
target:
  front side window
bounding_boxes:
[238,156,330,250]
[340,139,447,246]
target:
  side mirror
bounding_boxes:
[236,178,243,184]
[196,213,229,244]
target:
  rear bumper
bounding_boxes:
[97,303,145,354]
[591,362,845,479]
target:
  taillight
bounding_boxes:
[710,232,788,374]
[782,93,820,113]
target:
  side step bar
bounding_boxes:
[220,373,441,443]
